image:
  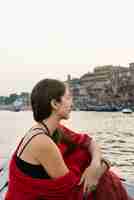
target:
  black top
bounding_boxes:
[16,123,60,179]
[16,157,51,179]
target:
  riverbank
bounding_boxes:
[0,105,31,111]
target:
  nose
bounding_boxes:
[70,101,74,110]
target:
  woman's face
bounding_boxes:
[56,86,73,120]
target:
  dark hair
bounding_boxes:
[31,79,66,122]
[31,78,77,151]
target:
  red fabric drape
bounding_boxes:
[5,125,131,200]
[59,125,131,200]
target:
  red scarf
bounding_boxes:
[5,125,130,200]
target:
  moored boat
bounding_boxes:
[122,108,133,114]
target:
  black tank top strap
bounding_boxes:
[17,127,49,157]
[40,122,50,136]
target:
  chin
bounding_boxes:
[62,114,70,120]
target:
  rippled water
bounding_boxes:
[0,111,134,182]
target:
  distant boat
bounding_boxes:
[12,98,23,112]
[87,105,120,112]
[122,108,133,114]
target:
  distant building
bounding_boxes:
[66,74,81,96]
[129,63,134,83]
[68,63,134,109]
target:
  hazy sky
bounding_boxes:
[0,0,134,95]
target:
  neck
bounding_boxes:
[42,115,60,136]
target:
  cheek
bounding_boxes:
[59,102,69,113]
[64,101,71,109]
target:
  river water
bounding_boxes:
[0,111,134,182]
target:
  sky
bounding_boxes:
[0,0,134,95]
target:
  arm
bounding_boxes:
[87,139,111,170]
[58,125,110,191]
[58,124,110,192]
[78,140,109,193]
[32,134,69,178]
[88,139,102,167]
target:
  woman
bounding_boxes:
[5,79,130,200]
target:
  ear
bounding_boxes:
[50,99,59,110]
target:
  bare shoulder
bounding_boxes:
[30,133,57,151]
[30,132,69,178]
